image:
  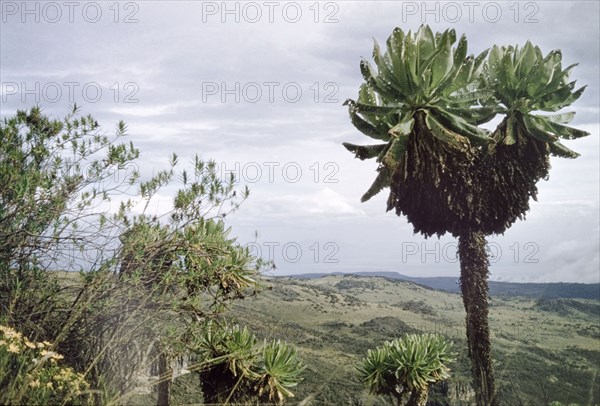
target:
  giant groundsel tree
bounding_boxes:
[344,25,589,405]
[343,26,493,237]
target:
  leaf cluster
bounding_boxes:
[357,333,455,405]
[343,25,589,237]
[192,321,304,404]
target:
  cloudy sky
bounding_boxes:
[1,1,599,282]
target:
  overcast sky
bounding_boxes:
[1,1,599,282]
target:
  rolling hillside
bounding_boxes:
[221,275,599,405]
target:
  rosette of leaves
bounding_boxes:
[193,323,303,405]
[253,340,305,404]
[343,25,493,237]
[478,42,589,234]
[194,323,256,404]
[357,334,455,406]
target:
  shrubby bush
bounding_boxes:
[0,106,302,404]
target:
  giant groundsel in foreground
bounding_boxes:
[344,25,589,405]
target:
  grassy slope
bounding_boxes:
[79,271,597,404]
[225,275,600,405]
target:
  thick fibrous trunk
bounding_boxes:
[458,232,497,406]
[407,387,429,406]
[156,350,171,406]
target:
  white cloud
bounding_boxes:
[1,0,598,282]
[273,188,365,216]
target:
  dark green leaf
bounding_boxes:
[347,103,390,141]
[529,115,590,139]
[342,142,388,160]
[548,140,580,158]
[425,112,469,151]
[388,115,414,138]
[361,166,391,202]
[435,109,490,145]
[522,115,558,143]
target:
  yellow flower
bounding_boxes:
[39,349,63,363]
[24,340,37,349]
[29,379,41,388]
[1,327,22,340]
[7,342,20,353]
[46,381,53,389]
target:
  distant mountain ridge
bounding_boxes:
[279,272,600,300]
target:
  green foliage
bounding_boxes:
[342,25,491,205]
[486,42,585,113]
[476,43,589,235]
[485,41,589,158]
[0,105,139,335]
[343,25,590,237]
[255,340,305,403]
[0,105,138,255]
[193,322,304,404]
[342,26,493,237]
[358,334,455,405]
[0,106,288,404]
